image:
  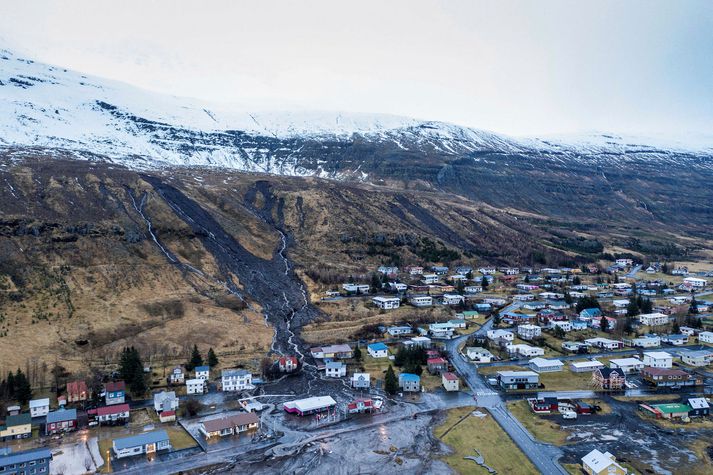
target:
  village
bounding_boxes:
[1,258,713,475]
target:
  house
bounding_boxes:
[168,367,185,385]
[523,302,546,311]
[507,344,545,358]
[90,404,130,425]
[186,378,206,395]
[351,373,371,389]
[679,349,713,366]
[652,403,693,420]
[195,365,210,380]
[0,413,32,441]
[581,449,627,475]
[683,276,707,288]
[66,380,90,403]
[616,258,633,267]
[609,357,644,374]
[377,266,399,276]
[579,308,602,319]
[112,430,171,459]
[153,391,179,413]
[517,324,542,340]
[687,398,710,417]
[399,373,421,392]
[325,362,347,378]
[441,294,465,305]
[159,410,176,423]
[367,342,389,358]
[406,266,424,275]
[699,331,713,343]
[45,408,77,435]
[592,316,617,330]
[528,397,559,413]
[562,341,590,353]
[465,347,494,363]
[442,372,459,391]
[449,318,467,329]
[432,266,449,274]
[221,369,253,391]
[592,368,626,390]
[585,337,624,350]
[347,399,375,414]
[637,312,669,326]
[387,282,408,293]
[372,296,401,310]
[486,329,514,342]
[628,335,661,348]
[0,448,52,475]
[662,333,689,346]
[551,321,572,332]
[386,325,412,337]
[278,355,299,372]
[475,303,492,312]
[200,413,260,439]
[409,295,433,307]
[313,344,354,360]
[429,322,455,339]
[464,285,483,294]
[528,357,564,373]
[570,360,605,373]
[29,398,50,418]
[342,283,370,294]
[496,370,539,390]
[642,351,673,368]
[409,336,432,348]
[105,381,126,405]
[283,396,337,416]
[421,274,440,285]
[513,294,535,302]
[478,267,496,275]
[427,357,448,374]
[641,367,701,387]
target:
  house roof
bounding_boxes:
[195,365,210,372]
[582,449,622,473]
[284,396,337,412]
[4,413,31,427]
[46,408,77,424]
[529,357,564,367]
[654,403,691,414]
[596,368,625,379]
[643,367,690,377]
[66,380,88,395]
[497,370,538,378]
[326,362,345,369]
[442,372,458,381]
[427,357,447,365]
[29,398,50,408]
[105,381,125,392]
[202,413,259,433]
[367,343,388,351]
[0,448,52,466]
[113,430,169,450]
[643,351,672,359]
[399,373,420,382]
[94,404,130,416]
[222,369,250,377]
[688,398,710,409]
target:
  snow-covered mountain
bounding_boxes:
[1,46,712,179]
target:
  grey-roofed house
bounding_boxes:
[112,430,171,459]
[45,408,77,435]
[0,447,52,475]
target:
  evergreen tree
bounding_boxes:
[119,347,146,396]
[672,321,681,334]
[564,292,573,304]
[600,317,610,333]
[187,345,203,372]
[14,369,32,406]
[640,298,653,314]
[207,348,219,367]
[626,299,640,317]
[353,346,362,361]
[481,276,489,290]
[370,273,381,294]
[689,297,699,315]
[576,296,600,313]
[384,365,399,395]
[6,371,15,398]
[572,275,581,286]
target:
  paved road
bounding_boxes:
[444,319,569,475]
[625,264,643,278]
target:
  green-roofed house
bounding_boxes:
[457,311,479,320]
[653,403,691,420]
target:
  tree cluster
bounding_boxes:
[393,346,427,376]
[119,346,147,396]
[0,369,32,405]
[186,345,219,371]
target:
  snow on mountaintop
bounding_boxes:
[1,46,711,176]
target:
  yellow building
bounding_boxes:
[0,413,32,440]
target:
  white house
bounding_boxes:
[616,258,633,267]
[342,283,370,294]
[508,344,545,358]
[551,320,572,332]
[683,277,707,288]
[441,294,465,305]
[153,391,179,413]
[195,366,210,380]
[487,329,514,342]
[407,266,424,275]
[409,295,433,307]
[29,398,50,418]
[662,334,689,345]
[186,378,206,395]
[372,296,401,310]
[699,331,713,343]
[221,369,253,391]
[643,351,673,369]
[585,337,624,350]
[429,322,456,339]
[351,372,370,389]
[421,274,440,285]
[464,285,483,294]
[465,347,494,362]
[528,357,564,373]
[609,357,644,374]
[680,326,696,336]
[570,360,605,373]
[637,312,669,327]
[325,362,347,378]
[168,367,185,385]
[629,335,661,348]
[367,343,389,358]
[680,350,713,367]
[517,324,542,340]
[582,449,627,475]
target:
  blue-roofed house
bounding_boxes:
[579,308,602,319]
[195,365,210,380]
[571,320,588,331]
[398,373,421,392]
[0,447,52,475]
[475,303,491,312]
[367,343,389,358]
[112,430,171,459]
[45,408,77,435]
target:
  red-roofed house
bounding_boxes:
[66,380,90,403]
[442,372,459,391]
[279,356,298,373]
[427,357,448,374]
[88,404,130,425]
[159,410,176,423]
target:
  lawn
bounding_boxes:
[538,370,594,391]
[506,400,569,445]
[436,406,539,475]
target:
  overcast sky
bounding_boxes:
[1,0,712,137]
